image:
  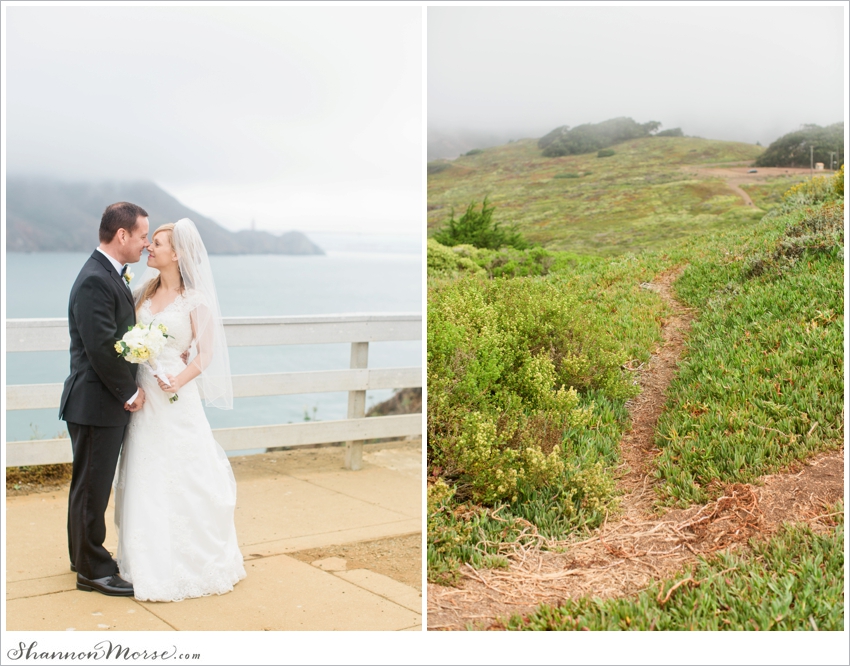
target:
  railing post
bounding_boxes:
[344,341,369,470]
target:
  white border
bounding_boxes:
[2,1,849,664]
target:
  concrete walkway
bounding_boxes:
[5,439,422,631]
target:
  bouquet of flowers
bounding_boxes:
[115,323,179,403]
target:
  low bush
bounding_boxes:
[780,164,844,207]
[477,246,556,278]
[428,457,619,584]
[427,238,485,279]
[597,149,616,158]
[428,277,640,503]
[7,463,72,491]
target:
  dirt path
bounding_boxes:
[427,269,844,631]
[682,165,819,210]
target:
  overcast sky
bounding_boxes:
[429,5,845,147]
[5,6,422,235]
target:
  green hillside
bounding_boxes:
[428,136,809,256]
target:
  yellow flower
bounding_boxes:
[114,341,124,354]
[123,271,134,285]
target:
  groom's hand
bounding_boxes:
[125,387,146,412]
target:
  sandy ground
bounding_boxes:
[288,533,422,592]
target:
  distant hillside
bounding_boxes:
[426,134,811,255]
[6,177,324,255]
[428,127,521,161]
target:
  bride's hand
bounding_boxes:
[157,374,181,393]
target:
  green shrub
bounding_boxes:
[477,246,556,278]
[428,276,641,505]
[432,198,530,250]
[427,238,485,279]
[597,149,616,158]
[554,173,581,179]
[464,148,484,156]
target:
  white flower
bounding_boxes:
[122,326,148,349]
[143,327,167,355]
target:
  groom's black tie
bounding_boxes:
[120,265,128,277]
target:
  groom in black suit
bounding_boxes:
[60,202,150,597]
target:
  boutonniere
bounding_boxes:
[123,270,134,286]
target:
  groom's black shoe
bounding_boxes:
[76,573,134,597]
[70,564,77,573]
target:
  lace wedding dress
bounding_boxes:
[114,289,246,602]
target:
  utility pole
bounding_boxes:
[810,145,814,177]
[829,152,836,171]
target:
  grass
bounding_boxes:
[654,200,844,505]
[428,136,810,255]
[502,508,844,631]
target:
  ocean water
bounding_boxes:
[4,236,422,454]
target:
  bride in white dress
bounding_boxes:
[114,218,246,602]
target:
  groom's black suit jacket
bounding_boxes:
[59,251,139,426]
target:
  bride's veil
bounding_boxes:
[132,218,233,410]
[173,218,233,409]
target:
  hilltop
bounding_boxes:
[6,177,324,255]
[428,135,816,255]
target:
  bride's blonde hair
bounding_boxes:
[137,223,184,309]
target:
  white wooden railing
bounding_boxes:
[5,313,422,470]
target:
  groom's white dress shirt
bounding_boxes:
[96,247,140,407]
